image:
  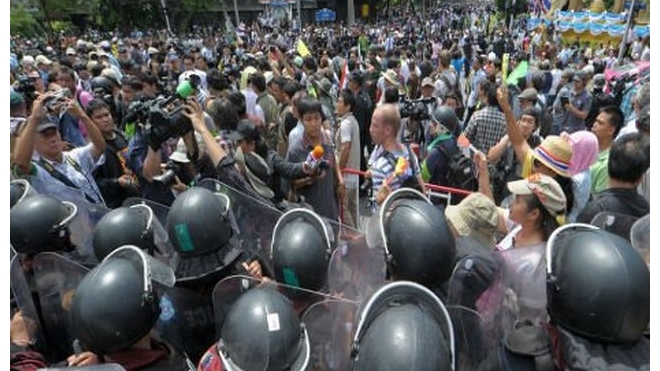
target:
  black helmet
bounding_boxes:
[271,208,332,292]
[380,188,456,287]
[93,204,155,261]
[10,195,77,254]
[10,179,33,208]
[546,223,650,344]
[431,105,460,136]
[219,287,310,371]
[351,281,455,371]
[71,246,175,355]
[166,187,238,281]
[91,75,115,96]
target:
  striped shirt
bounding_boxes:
[368,144,421,195]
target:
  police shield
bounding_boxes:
[30,252,91,362]
[327,226,387,303]
[630,214,650,265]
[198,179,283,266]
[67,197,111,266]
[120,199,177,267]
[301,298,360,371]
[10,249,47,358]
[446,305,492,371]
[123,197,171,227]
[211,275,340,371]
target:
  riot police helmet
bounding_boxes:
[10,195,77,254]
[10,179,33,208]
[380,188,456,287]
[351,281,455,371]
[166,187,238,281]
[71,246,175,355]
[546,223,650,344]
[93,204,155,261]
[91,75,116,96]
[431,105,461,136]
[218,286,310,371]
[270,208,332,292]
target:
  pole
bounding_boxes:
[159,0,173,35]
[233,0,239,27]
[347,0,356,25]
[297,0,302,29]
[617,0,635,64]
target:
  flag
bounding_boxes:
[339,59,349,90]
[506,61,529,85]
[225,17,237,44]
[297,39,311,57]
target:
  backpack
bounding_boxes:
[438,70,465,109]
[437,141,478,202]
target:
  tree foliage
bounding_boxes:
[11,4,43,36]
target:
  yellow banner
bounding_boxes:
[297,39,311,57]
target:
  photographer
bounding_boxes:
[12,92,106,205]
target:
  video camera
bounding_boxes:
[14,75,37,102]
[399,97,436,121]
[125,79,199,145]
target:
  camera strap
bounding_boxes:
[35,156,99,204]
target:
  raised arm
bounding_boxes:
[496,84,530,164]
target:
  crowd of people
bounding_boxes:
[10,1,651,370]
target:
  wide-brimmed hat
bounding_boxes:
[518,88,538,101]
[507,173,567,217]
[381,69,400,87]
[445,193,500,246]
[532,135,573,177]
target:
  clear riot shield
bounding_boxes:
[120,198,177,267]
[302,299,360,371]
[10,248,47,357]
[122,197,170,227]
[446,305,492,371]
[66,198,111,266]
[210,275,356,371]
[447,251,544,366]
[36,365,126,371]
[630,214,650,265]
[153,282,218,365]
[198,179,283,267]
[326,226,387,303]
[31,252,91,362]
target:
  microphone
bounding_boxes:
[305,145,326,172]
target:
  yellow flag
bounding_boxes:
[297,39,311,57]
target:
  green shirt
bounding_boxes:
[590,149,610,195]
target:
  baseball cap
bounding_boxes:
[421,77,435,88]
[66,47,76,56]
[445,193,501,245]
[226,119,260,141]
[147,47,160,55]
[37,116,59,133]
[507,173,567,217]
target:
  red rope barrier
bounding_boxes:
[341,167,473,197]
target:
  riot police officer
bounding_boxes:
[70,246,192,370]
[379,188,456,295]
[351,281,455,371]
[270,208,332,293]
[197,286,311,371]
[496,224,650,370]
